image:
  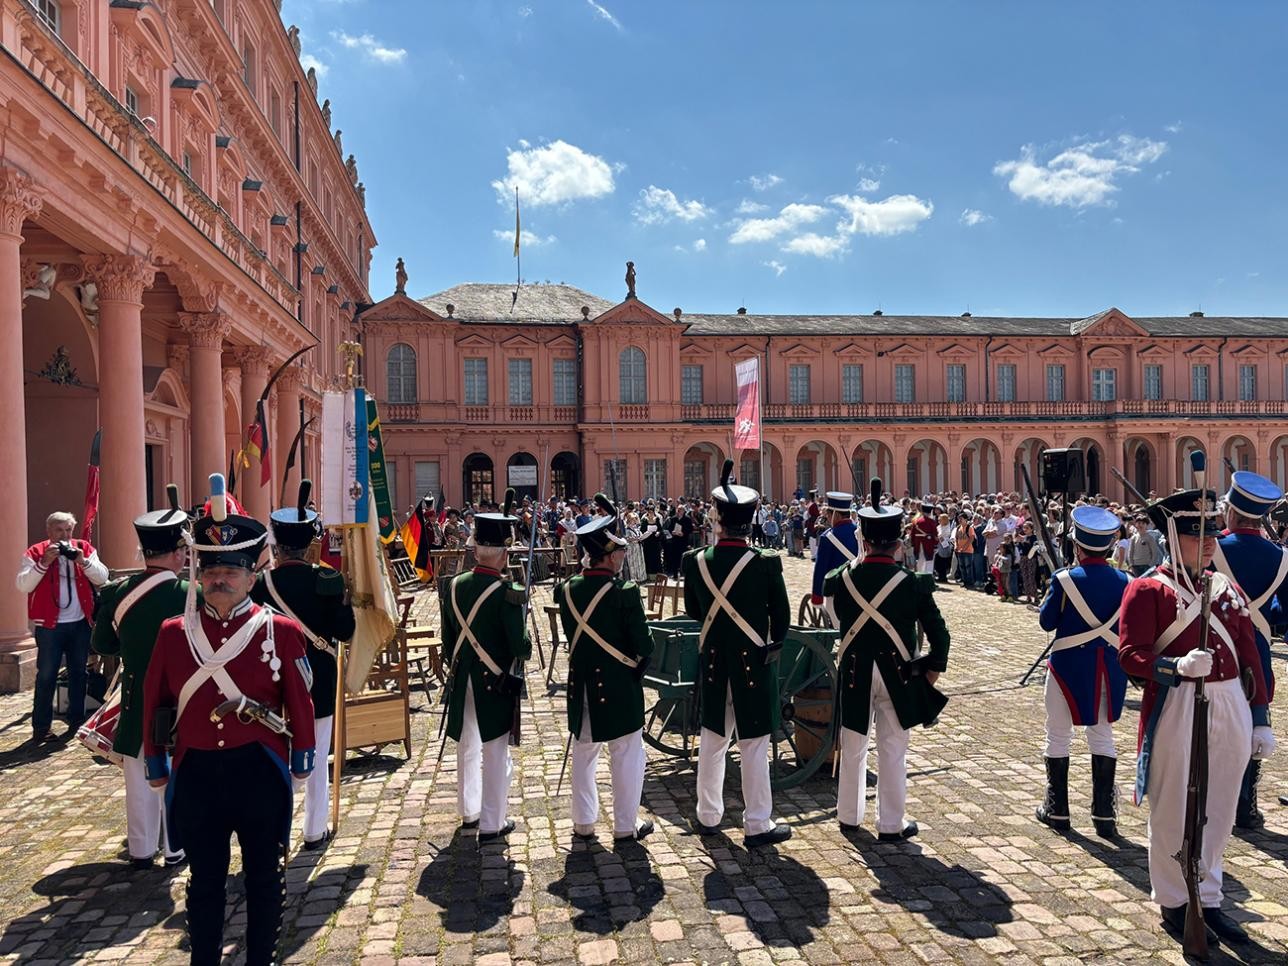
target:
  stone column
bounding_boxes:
[179,311,232,493]
[235,348,270,521]
[274,365,303,507]
[83,253,156,570]
[0,169,42,681]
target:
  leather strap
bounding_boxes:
[1049,570,1121,653]
[565,582,638,668]
[111,570,175,634]
[449,578,504,677]
[838,568,910,663]
[263,569,339,658]
[1211,540,1288,644]
[1149,570,1237,661]
[826,528,857,562]
[696,551,763,650]
[176,609,272,725]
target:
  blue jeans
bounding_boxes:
[33,619,90,734]
[956,552,975,587]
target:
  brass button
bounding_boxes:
[600,698,606,704]
[216,723,224,730]
[217,740,225,747]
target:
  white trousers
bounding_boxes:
[571,702,645,835]
[808,536,818,560]
[1043,674,1116,758]
[696,688,774,835]
[456,680,513,834]
[837,670,910,834]
[916,550,933,575]
[123,752,180,860]
[302,715,333,842]
[1146,678,1251,908]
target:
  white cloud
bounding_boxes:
[633,185,711,225]
[492,139,616,207]
[830,192,934,236]
[857,177,881,192]
[518,5,532,16]
[735,199,768,215]
[299,52,329,77]
[1164,121,1183,134]
[331,31,407,64]
[781,233,846,258]
[584,0,622,30]
[494,228,555,247]
[728,203,827,244]
[959,208,992,226]
[764,260,787,277]
[748,173,783,192]
[693,238,707,252]
[994,134,1168,208]
[1248,271,1261,278]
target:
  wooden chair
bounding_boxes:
[341,631,412,758]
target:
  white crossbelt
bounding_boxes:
[111,570,175,634]
[838,568,910,663]
[1149,570,1237,662]
[1211,540,1288,645]
[564,582,639,669]
[1049,570,1121,653]
[696,551,764,650]
[175,607,273,726]
[449,578,504,677]
[826,528,857,562]
[263,569,339,658]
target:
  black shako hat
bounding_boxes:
[474,488,518,547]
[577,492,629,559]
[134,483,189,555]
[1147,451,1221,537]
[269,479,322,550]
[857,478,903,543]
[711,459,759,528]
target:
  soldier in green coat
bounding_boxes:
[684,461,792,848]
[557,493,655,843]
[91,484,193,869]
[252,480,356,851]
[440,489,530,842]
[823,479,950,841]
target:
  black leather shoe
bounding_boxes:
[478,819,516,843]
[692,818,721,836]
[301,830,332,852]
[1160,905,1219,947]
[460,818,479,830]
[1279,794,1288,807]
[866,770,878,788]
[129,857,154,871]
[878,821,919,842]
[614,819,654,843]
[745,823,792,849]
[164,852,187,868]
[1203,907,1248,943]
[839,821,862,834]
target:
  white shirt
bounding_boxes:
[16,548,109,623]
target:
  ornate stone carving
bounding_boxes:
[179,311,231,349]
[82,253,156,303]
[166,343,189,372]
[274,365,304,392]
[287,25,301,56]
[395,257,407,295]
[233,346,270,375]
[321,99,331,128]
[0,167,43,237]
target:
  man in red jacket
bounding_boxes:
[143,487,314,966]
[16,510,109,740]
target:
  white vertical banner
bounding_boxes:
[732,357,761,451]
[321,388,370,526]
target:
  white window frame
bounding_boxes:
[619,347,646,405]
[507,357,533,405]
[681,364,704,405]
[1091,367,1117,402]
[124,86,139,115]
[1239,364,1257,402]
[842,363,864,404]
[644,459,667,500]
[894,364,915,403]
[463,358,488,406]
[788,364,811,404]
[946,364,966,403]
[1191,364,1210,401]
[1144,364,1163,401]
[552,358,577,406]
[386,343,417,404]
[1046,364,1066,402]
[995,364,1016,402]
[35,0,59,34]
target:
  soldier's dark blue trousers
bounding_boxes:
[173,744,290,966]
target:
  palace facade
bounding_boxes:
[359,278,1288,514]
[4,0,373,688]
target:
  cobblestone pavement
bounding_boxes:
[1,556,1286,965]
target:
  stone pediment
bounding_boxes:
[547,333,577,351]
[455,333,493,350]
[990,342,1026,359]
[883,343,920,358]
[500,333,539,350]
[937,342,974,359]
[680,341,715,356]
[591,297,678,327]
[1230,343,1265,357]
[1137,342,1169,359]
[835,342,872,358]
[780,342,820,359]
[1036,342,1077,358]
[1072,307,1148,338]
[361,293,445,324]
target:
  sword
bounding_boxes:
[555,730,573,795]
[211,696,293,738]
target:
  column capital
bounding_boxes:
[233,346,270,376]
[82,253,156,303]
[0,168,43,238]
[179,311,232,349]
[274,365,304,392]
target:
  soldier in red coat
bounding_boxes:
[143,479,315,966]
[1118,482,1273,949]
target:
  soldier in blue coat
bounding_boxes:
[810,491,858,606]
[1212,470,1288,828]
[1035,505,1131,837]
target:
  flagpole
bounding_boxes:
[758,354,766,500]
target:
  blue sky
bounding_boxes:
[282,1,1287,318]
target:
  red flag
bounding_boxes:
[80,429,101,542]
[732,357,761,451]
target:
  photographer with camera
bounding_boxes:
[15,511,108,741]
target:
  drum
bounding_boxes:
[77,677,123,768]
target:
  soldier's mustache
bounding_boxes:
[208,582,236,594]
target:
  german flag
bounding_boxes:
[242,400,272,487]
[399,498,435,583]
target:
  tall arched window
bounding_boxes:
[386,343,417,404]
[619,346,646,404]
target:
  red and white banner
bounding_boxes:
[732,357,761,451]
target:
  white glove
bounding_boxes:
[1252,726,1277,760]
[292,773,308,793]
[1175,649,1213,679]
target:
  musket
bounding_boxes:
[1110,466,1148,506]
[210,696,292,738]
[1018,462,1067,686]
[1176,451,1212,960]
[510,469,545,747]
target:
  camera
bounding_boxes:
[56,541,77,559]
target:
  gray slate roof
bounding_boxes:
[412,283,1288,337]
[418,283,612,324]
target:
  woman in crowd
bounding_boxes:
[639,505,664,578]
[623,510,647,581]
[934,511,954,583]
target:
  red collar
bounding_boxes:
[473,566,502,577]
[1229,527,1261,536]
[1080,557,1110,567]
[864,554,896,564]
[717,539,748,547]
[583,567,614,576]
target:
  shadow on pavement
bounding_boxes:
[415,830,524,934]
[702,844,832,948]
[278,863,370,963]
[546,839,664,935]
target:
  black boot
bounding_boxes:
[1090,754,1118,838]
[1235,759,1264,830]
[1035,757,1071,831]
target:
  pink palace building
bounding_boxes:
[3,0,373,689]
[359,277,1288,516]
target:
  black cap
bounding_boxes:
[193,513,267,570]
[711,459,759,528]
[474,487,517,547]
[134,483,189,555]
[269,479,322,550]
[857,478,903,543]
[577,493,628,558]
[1147,489,1220,537]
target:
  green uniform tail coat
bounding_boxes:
[440,570,531,744]
[556,572,654,743]
[682,544,790,740]
[823,559,951,733]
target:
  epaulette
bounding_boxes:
[682,545,702,560]
[759,549,783,573]
[620,579,637,592]
[504,583,527,606]
[315,567,346,596]
[913,572,937,593]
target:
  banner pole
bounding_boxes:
[330,640,344,833]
